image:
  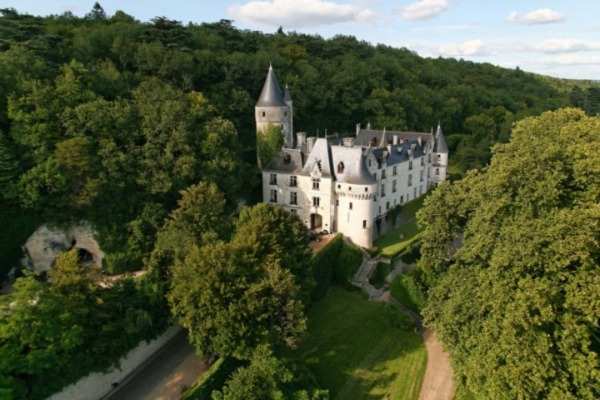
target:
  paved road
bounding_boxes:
[108,331,208,400]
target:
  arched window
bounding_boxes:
[337,162,345,174]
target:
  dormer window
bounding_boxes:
[337,162,345,174]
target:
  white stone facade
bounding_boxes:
[257,67,448,248]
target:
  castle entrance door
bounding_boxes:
[310,214,323,231]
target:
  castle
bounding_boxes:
[258,66,448,248]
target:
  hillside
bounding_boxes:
[0,5,575,276]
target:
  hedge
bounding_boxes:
[311,235,363,300]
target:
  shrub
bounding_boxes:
[369,262,391,289]
[390,271,426,313]
[311,236,363,299]
[311,235,343,300]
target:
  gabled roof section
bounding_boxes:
[256,65,287,107]
[302,138,334,178]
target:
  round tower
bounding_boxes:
[255,65,293,148]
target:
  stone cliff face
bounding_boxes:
[23,223,104,273]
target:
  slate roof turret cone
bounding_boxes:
[434,122,449,153]
[256,64,286,107]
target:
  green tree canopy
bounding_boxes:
[168,240,306,359]
[419,108,600,399]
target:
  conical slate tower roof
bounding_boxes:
[256,65,286,107]
[434,123,449,153]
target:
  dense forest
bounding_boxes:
[0,4,596,276]
[0,3,599,399]
[418,108,600,399]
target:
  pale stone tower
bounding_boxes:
[255,65,293,149]
[432,122,449,184]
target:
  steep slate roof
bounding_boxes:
[256,65,287,107]
[302,138,334,177]
[264,148,303,173]
[331,145,376,185]
[355,129,433,147]
[433,123,449,153]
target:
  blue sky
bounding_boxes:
[5,0,600,80]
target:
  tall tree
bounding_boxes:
[0,131,18,200]
[419,108,600,400]
[168,241,306,359]
[86,2,107,20]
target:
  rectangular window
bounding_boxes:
[270,173,277,185]
[393,166,397,176]
[289,175,297,187]
[428,154,432,163]
[270,189,277,203]
[290,192,297,205]
[349,202,353,210]
[313,197,320,207]
[409,160,413,170]
[420,170,424,182]
[408,174,413,187]
[381,183,386,197]
[435,168,440,176]
[363,220,367,229]
[413,187,417,198]
[382,169,386,179]
[386,201,390,211]
[400,195,404,203]
[421,157,424,166]
[312,179,320,190]
[392,180,397,193]
[427,168,431,178]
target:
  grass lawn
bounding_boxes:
[374,196,426,258]
[292,287,427,400]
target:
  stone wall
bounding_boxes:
[48,326,181,400]
[23,223,104,274]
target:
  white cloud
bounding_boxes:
[228,0,376,28]
[399,0,449,21]
[545,54,600,66]
[534,39,600,54]
[438,39,487,57]
[507,8,564,25]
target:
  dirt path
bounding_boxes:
[351,251,454,400]
[419,329,454,400]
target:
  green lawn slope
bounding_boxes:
[292,287,427,400]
